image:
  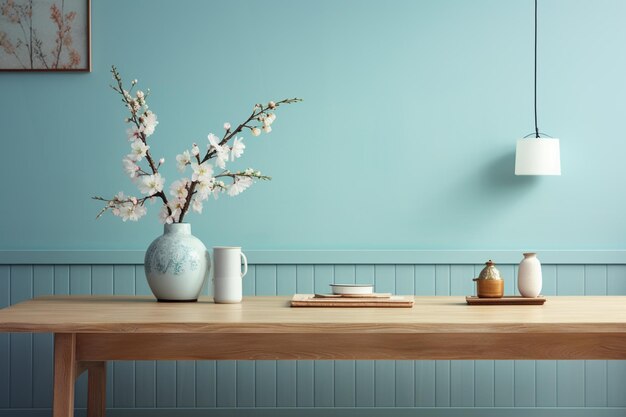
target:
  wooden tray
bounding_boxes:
[291,294,414,308]
[466,296,546,305]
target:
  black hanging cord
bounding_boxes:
[534,0,540,138]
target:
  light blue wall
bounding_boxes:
[1,0,626,250]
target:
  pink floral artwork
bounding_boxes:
[0,0,89,71]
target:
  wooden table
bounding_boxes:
[1,295,626,416]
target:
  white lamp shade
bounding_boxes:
[515,138,561,176]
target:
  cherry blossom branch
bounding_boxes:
[215,171,271,181]
[111,67,158,171]
[96,66,301,224]
[92,194,154,219]
[201,98,302,164]
[176,99,299,222]
[110,66,170,213]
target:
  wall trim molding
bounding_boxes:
[1,408,625,417]
[1,250,626,265]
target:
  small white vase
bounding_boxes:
[144,223,210,302]
[213,246,248,304]
[518,252,542,298]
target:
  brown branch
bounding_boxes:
[177,182,197,223]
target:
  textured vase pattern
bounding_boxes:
[145,240,200,275]
[144,223,209,301]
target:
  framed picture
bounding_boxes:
[0,0,90,72]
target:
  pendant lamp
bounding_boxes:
[515,0,561,176]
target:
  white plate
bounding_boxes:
[330,284,374,295]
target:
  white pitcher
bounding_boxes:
[213,246,248,303]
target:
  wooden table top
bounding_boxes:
[0,295,625,334]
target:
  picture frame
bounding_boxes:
[0,0,91,72]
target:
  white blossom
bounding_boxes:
[176,150,191,172]
[118,202,147,222]
[191,143,200,156]
[130,140,149,161]
[169,179,189,200]
[227,176,253,196]
[212,181,226,199]
[230,137,245,161]
[215,147,229,169]
[138,174,164,195]
[122,156,139,178]
[166,199,185,223]
[208,133,228,169]
[196,179,213,200]
[251,127,261,137]
[158,205,172,224]
[207,133,221,149]
[110,191,126,217]
[192,198,203,214]
[128,99,140,112]
[141,111,158,137]
[262,125,272,133]
[126,125,141,141]
[223,122,231,130]
[191,161,214,182]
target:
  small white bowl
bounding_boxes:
[330,284,374,295]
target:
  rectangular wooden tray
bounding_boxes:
[291,294,414,308]
[466,296,546,305]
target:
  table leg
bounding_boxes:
[87,361,106,417]
[53,333,77,417]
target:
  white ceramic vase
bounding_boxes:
[518,252,542,298]
[144,223,210,302]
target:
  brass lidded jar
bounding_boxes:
[473,260,504,298]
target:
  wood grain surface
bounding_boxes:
[75,332,626,360]
[52,334,76,417]
[86,361,106,417]
[0,295,626,334]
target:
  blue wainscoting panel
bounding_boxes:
[474,360,494,407]
[276,360,296,407]
[0,257,626,415]
[237,360,255,407]
[195,360,216,408]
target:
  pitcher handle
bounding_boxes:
[241,252,248,278]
